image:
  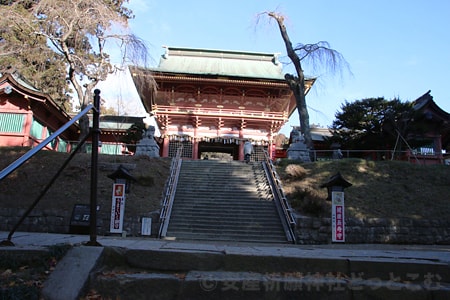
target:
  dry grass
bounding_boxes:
[0,147,171,217]
[1,147,449,222]
[277,158,450,219]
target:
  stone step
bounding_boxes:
[90,270,444,300]
[164,233,288,244]
[167,218,285,228]
[85,245,450,299]
[175,189,262,195]
[173,192,272,198]
[166,215,277,225]
[166,225,285,235]
[168,220,284,229]
[165,159,288,243]
[165,224,284,241]
[171,200,276,208]
[168,207,278,214]
[169,208,279,218]
[168,213,282,225]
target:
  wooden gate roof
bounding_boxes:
[155,47,286,79]
[130,47,315,134]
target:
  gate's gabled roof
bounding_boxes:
[130,47,316,135]
[154,47,285,80]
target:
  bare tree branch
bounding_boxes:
[258,11,351,150]
[0,0,154,149]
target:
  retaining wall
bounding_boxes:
[0,208,160,238]
[295,215,450,244]
[1,208,449,245]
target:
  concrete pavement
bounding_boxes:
[1,231,450,299]
[2,231,450,263]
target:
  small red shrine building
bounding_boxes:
[0,73,78,151]
[408,91,450,165]
[130,47,315,160]
[0,72,141,155]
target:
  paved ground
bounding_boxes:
[2,231,450,300]
[2,231,450,264]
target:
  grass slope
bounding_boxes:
[1,147,449,222]
[277,158,450,219]
[0,147,171,218]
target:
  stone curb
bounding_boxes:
[41,246,104,300]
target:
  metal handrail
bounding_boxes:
[0,104,94,181]
[0,90,101,246]
[262,150,297,243]
[2,133,91,244]
[158,146,183,238]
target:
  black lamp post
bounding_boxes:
[87,89,101,246]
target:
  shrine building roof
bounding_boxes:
[151,47,287,80]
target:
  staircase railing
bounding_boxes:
[158,146,183,238]
[0,104,93,181]
[262,150,297,243]
[0,90,102,246]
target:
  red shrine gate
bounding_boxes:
[130,47,315,160]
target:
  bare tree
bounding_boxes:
[0,0,151,146]
[261,12,350,149]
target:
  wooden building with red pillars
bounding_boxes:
[0,73,78,152]
[130,47,315,160]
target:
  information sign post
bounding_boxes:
[321,172,352,243]
[108,166,136,234]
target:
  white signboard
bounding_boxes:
[331,191,345,242]
[141,217,152,236]
[110,183,126,233]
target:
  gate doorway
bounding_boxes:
[198,141,239,160]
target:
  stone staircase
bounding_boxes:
[84,243,450,300]
[164,159,289,243]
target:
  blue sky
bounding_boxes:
[100,0,450,136]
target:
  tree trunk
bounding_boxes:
[78,113,90,151]
[269,12,314,149]
[285,74,313,149]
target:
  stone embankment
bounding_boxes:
[296,215,450,244]
[1,208,449,245]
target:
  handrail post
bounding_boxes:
[87,89,101,246]
[262,150,297,243]
[158,146,183,238]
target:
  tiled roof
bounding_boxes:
[413,90,450,120]
[152,47,285,80]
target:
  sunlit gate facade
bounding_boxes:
[130,47,315,160]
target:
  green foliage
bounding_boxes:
[0,0,149,119]
[328,97,416,152]
[0,2,72,110]
[121,122,146,153]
